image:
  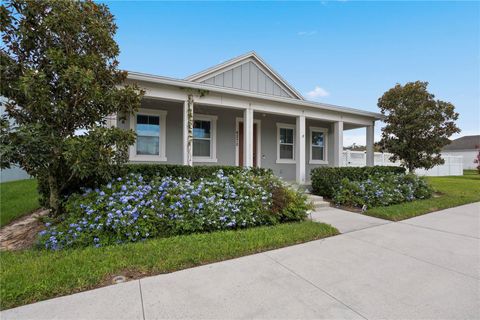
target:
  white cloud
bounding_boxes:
[343,128,382,147]
[297,30,317,36]
[306,86,330,99]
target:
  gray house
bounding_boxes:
[113,52,382,183]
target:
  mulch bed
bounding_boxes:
[0,209,49,251]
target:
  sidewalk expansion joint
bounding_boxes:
[138,280,146,320]
[263,252,369,320]
[344,234,480,281]
[398,221,479,240]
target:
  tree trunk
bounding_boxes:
[407,163,415,174]
[48,174,61,215]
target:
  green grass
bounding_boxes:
[365,170,480,221]
[0,179,39,227]
[0,221,338,310]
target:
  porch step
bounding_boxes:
[307,194,330,210]
[308,194,324,201]
[312,201,330,209]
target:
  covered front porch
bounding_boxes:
[120,96,376,184]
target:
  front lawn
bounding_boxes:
[364,171,480,221]
[0,179,39,227]
[0,221,338,310]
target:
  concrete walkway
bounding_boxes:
[310,207,390,233]
[2,203,479,319]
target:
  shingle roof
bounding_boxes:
[443,135,480,151]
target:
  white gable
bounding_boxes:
[186,52,304,100]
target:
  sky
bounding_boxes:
[104,0,480,146]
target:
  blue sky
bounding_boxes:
[105,0,479,145]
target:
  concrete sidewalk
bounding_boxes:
[2,203,479,320]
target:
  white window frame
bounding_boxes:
[309,127,328,164]
[193,114,218,163]
[276,123,296,164]
[129,109,167,162]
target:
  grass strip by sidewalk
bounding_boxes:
[0,179,39,227]
[0,221,338,310]
[364,171,480,221]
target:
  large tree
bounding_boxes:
[0,0,143,214]
[378,81,460,172]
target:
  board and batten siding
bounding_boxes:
[201,61,292,98]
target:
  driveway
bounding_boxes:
[2,203,479,320]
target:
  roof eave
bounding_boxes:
[127,71,384,120]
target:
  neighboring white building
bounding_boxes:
[0,103,30,182]
[116,51,382,183]
[442,135,479,170]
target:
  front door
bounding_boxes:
[238,122,258,167]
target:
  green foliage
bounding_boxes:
[333,173,433,208]
[0,179,39,227]
[365,172,480,221]
[378,81,460,172]
[122,163,273,181]
[0,0,143,214]
[310,166,406,198]
[37,164,273,206]
[38,169,309,250]
[0,221,338,310]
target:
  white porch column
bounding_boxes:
[366,122,375,166]
[333,121,344,167]
[183,98,193,166]
[296,115,306,184]
[243,107,254,167]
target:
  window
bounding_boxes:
[130,110,167,161]
[310,127,328,164]
[137,115,160,155]
[193,115,217,162]
[276,123,295,163]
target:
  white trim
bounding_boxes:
[126,72,383,120]
[309,127,329,165]
[182,100,189,165]
[276,123,296,164]
[296,115,306,184]
[333,121,344,167]
[130,109,167,162]
[192,114,218,163]
[235,117,262,167]
[184,51,304,100]
[366,123,375,166]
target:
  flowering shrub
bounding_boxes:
[38,169,309,250]
[311,166,407,198]
[333,173,432,209]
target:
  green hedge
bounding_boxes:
[121,164,272,181]
[310,166,406,198]
[38,164,272,207]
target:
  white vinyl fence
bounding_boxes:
[342,150,463,176]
